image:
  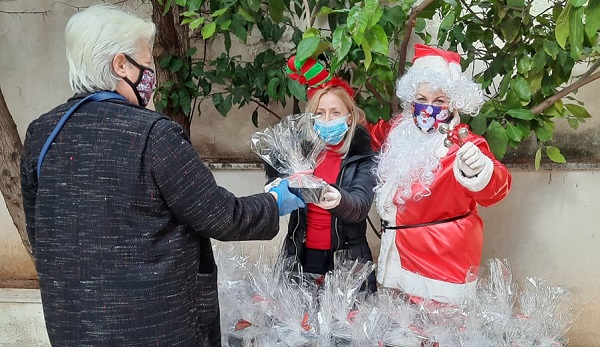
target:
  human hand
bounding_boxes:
[264,177,282,193]
[268,179,305,216]
[456,142,487,178]
[314,185,341,210]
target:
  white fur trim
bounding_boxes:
[412,56,449,74]
[382,262,478,304]
[453,154,493,192]
[375,181,398,223]
[377,229,478,304]
[412,56,462,81]
[376,229,397,284]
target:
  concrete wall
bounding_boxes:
[2,166,599,346]
[1,0,600,345]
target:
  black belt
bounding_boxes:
[381,211,471,232]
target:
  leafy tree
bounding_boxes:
[151,0,599,168]
[0,0,596,265]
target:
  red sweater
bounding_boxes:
[305,145,343,250]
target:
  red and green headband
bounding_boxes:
[286,56,354,99]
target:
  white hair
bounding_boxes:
[65,4,156,93]
[396,65,484,116]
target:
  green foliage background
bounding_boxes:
[153,0,600,167]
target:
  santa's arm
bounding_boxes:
[453,136,512,207]
[367,119,392,152]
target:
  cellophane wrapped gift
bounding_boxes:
[459,258,576,346]
[215,244,578,347]
[316,253,376,346]
[250,113,328,203]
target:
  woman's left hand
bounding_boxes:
[314,185,341,210]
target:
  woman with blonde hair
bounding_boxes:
[266,57,377,292]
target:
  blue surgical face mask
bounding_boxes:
[313,116,349,145]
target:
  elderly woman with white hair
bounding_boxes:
[369,44,512,304]
[20,4,303,346]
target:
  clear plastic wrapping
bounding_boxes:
[317,252,376,345]
[250,113,328,203]
[215,245,576,347]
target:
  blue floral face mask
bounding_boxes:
[313,116,349,145]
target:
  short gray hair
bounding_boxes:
[65,4,156,93]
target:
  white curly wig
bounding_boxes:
[374,46,485,216]
[395,49,484,116]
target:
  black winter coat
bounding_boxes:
[21,94,280,347]
[266,126,376,290]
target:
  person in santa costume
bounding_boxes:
[369,44,512,303]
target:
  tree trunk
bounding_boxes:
[151,2,192,135]
[0,86,33,260]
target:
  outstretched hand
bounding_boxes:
[268,179,305,216]
[314,184,341,210]
[456,142,486,178]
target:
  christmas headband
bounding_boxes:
[286,56,354,99]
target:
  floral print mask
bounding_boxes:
[124,54,156,107]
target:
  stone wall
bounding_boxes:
[1,1,599,345]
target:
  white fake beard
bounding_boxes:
[374,114,446,216]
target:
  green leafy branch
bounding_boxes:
[153,0,600,167]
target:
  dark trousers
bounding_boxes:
[301,247,377,293]
[301,248,332,275]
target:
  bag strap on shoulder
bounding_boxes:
[36,91,127,178]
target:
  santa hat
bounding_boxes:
[411,44,463,81]
[286,56,354,99]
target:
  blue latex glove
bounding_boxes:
[269,179,305,216]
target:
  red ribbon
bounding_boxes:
[446,124,470,147]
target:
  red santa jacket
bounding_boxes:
[371,119,512,303]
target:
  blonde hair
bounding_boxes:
[65,4,156,93]
[304,86,365,155]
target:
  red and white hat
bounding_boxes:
[411,44,463,81]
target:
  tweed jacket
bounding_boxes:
[21,93,280,346]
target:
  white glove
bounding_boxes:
[456,142,486,178]
[264,177,282,193]
[314,185,341,210]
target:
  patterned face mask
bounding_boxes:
[313,115,349,145]
[411,102,451,134]
[124,54,156,107]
